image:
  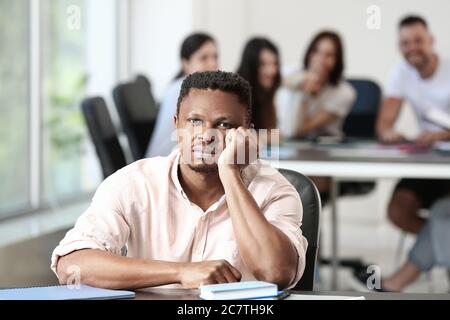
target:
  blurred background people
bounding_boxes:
[355,196,450,292]
[376,16,450,235]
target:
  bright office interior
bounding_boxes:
[1,0,450,293]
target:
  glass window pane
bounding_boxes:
[0,0,30,215]
[41,0,89,200]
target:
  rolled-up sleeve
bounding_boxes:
[262,183,308,289]
[50,173,131,277]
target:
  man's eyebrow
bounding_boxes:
[214,116,233,122]
[185,113,204,118]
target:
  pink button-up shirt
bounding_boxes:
[51,150,307,288]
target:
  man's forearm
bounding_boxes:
[376,98,403,136]
[56,249,182,289]
[437,130,450,141]
[220,168,297,288]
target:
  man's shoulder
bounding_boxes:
[391,60,414,76]
[438,57,450,74]
[253,160,298,190]
[108,152,176,184]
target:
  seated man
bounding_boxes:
[51,71,307,290]
[376,15,450,234]
[356,195,450,292]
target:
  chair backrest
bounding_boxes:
[278,168,321,291]
[343,79,382,138]
[113,75,158,161]
[81,97,127,179]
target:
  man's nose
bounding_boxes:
[202,128,217,144]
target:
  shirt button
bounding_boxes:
[201,216,206,221]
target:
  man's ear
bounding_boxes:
[173,114,178,128]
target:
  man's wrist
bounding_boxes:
[174,262,187,284]
[218,165,242,184]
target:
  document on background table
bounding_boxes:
[287,294,366,300]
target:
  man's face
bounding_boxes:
[399,23,434,69]
[175,89,249,173]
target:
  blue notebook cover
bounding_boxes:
[0,285,135,300]
[201,281,276,293]
[200,281,278,300]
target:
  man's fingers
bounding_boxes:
[223,261,242,280]
[222,266,240,283]
[213,272,228,284]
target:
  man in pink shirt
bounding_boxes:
[52,71,307,290]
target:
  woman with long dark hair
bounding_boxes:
[237,37,281,131]
[146,33,219,157]
[279,31,355,138]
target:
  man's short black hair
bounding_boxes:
[399,15,428,29]
[177,71,252,121]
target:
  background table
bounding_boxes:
[264,141,450,290]
[134,288,450,300]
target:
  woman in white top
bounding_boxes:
[278,31,356,139]
[146,33,219,157]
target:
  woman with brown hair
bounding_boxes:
[237,37,281,131]
[279,31,356,139]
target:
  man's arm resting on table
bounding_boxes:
[56,249,241,289]
[220,168,299,289]
[376,97,405,142]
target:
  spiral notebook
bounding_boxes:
[0,284,135,300]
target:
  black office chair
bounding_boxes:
[321,79,382,271]
[344,79,382,138]
[334,79,382,197]
[279,169,321,291]
[113,74,158,161]
[81,97,127,179]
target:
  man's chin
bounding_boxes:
[187,163,219,174]
[406,55,426,69]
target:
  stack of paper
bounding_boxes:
[200,281,278,300]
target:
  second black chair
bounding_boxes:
[113,75,158,161]
[81,97,127,179]
[343,79,382,138]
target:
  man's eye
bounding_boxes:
[218,122,232,129]
[189,119,203,126]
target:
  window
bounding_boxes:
[0,0,30,215]
[41,0,88,200]
[0,0,119,218]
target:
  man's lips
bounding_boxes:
[192,145,218,154]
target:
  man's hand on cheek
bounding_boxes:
[218,126,258,179]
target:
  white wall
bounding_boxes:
[85,0,118,99]
[129,0,193,99]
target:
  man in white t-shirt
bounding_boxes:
[376,16,450,235]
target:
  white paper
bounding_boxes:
[287,294,366,300]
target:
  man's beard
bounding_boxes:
[406,52,428,69]
[187,163,218,174]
